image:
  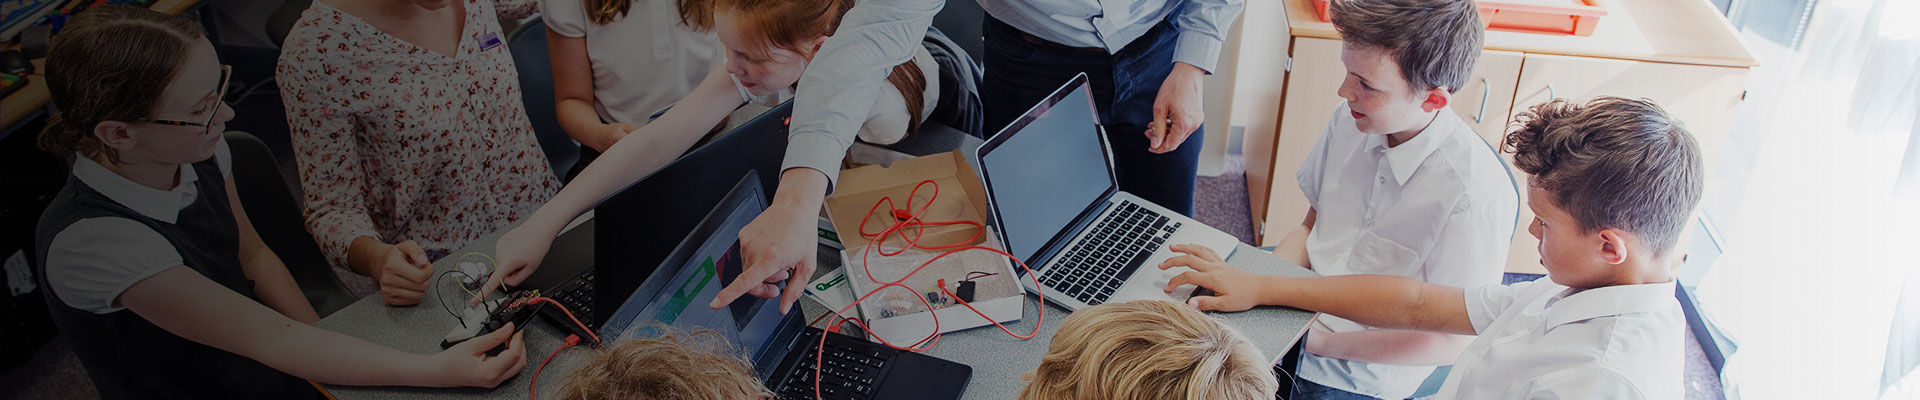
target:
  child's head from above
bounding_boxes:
[1506,97,1704,289]
[556,328,772,400]
[38,5,231,168]
[703,0,853,97]
[1328,0,1483,137]
[1020,300,1277,400]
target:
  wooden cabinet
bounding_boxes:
[1230,0,1756,274]
[1452,51,1525,150]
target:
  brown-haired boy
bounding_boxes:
[1273,0,1517,398]
[1166,97,1702,399]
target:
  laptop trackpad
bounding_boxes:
[873,352,972,399]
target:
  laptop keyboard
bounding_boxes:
[1040,201,1179,306]
[774,328,892,400]
[548,271,597,329]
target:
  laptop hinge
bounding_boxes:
[1030,198,1114,269]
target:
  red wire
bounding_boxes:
[527,297,600,344]
[529,335,580,400]
[816,179,1046,400]
[522,298,592,400]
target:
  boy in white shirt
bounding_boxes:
[1272,0,1516,398]
[1160,96,1701,399]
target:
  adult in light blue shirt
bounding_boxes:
[979,0,1243,218]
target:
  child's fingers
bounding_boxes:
[472,270,505,305]
[1187,295,1229,311]
[1159,254,1218,272]
[388,259,433,286]
[1165,271,1209,292]
[1189,245,1223,263]
[497,340,527,382]
[458,322,515,356]
[480,332,526,386]
[505,264,536,286]
[397,240,431,268]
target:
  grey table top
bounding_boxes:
[801,243,1321,400]
[317,219,1318,400]
[316,126,1320,399]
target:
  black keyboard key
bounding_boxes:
[1087,249,1156,303]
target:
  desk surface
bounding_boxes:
[317,221,1319,400]
[1,0,202,130]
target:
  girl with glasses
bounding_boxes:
[35,7,529,397]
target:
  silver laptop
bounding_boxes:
[975,73,1241,311]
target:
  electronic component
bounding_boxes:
[442,290,544,356]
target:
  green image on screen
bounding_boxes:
[651,256,717,325]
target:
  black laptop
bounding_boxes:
[512,101,794,342]
[598,172,971,400]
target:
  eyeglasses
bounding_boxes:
[131,64,231,136]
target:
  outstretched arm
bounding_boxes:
[1159,244,1476,335]
[122,266,527,387]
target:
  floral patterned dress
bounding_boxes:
[277,0,559,268]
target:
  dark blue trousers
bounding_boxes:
[980,15,1203,216]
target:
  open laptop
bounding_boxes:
[511,101,794,342]
[976,73,1242,311]
[601,172,972,400]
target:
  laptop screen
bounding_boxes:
[979,76,1115,264]
[600,174,788,374]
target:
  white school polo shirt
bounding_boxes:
[541,0,722,128]
[1437,278,1685,399]
[45,139,232,314]
[1294,101,1518,398]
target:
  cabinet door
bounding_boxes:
[1452,50,1525,151]
[1504,54,1750,273]
[1235,0,1299,240]
[1250,37,1344,245]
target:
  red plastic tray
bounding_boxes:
[1313,0,1609,37]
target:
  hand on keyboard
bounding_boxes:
[1159,244,1270,312]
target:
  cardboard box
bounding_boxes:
[824,150,991,252]
[823,151,1023,344]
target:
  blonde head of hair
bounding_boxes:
[1019,300,1278,400]
[555,327,773,400]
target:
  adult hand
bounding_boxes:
[1147,62,1207,154]
[587,122,638,153]
[712,170,829,314]
[375,240,432,306]
[1160,243,1273,312]
[429,322,527,388]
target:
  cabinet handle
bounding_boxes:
[1546,84,1557,102]
[1475,78,1490,124]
